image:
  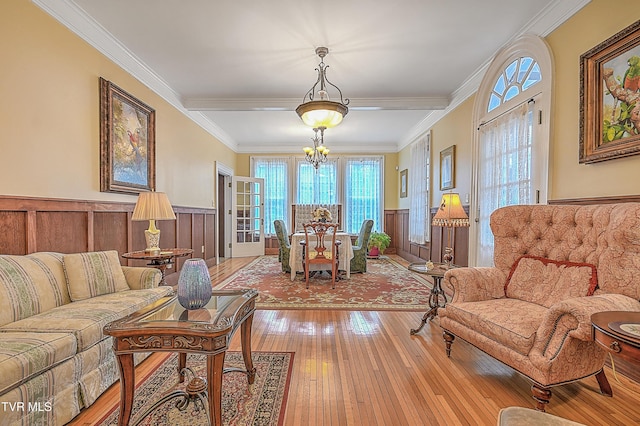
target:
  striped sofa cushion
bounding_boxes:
[63,250,130,301]
[0,331,77,394]
[0,253,70,327]
[0,287,172,352]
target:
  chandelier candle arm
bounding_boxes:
[303,126,330,170]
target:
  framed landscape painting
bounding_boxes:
[400,169,408,198]
[440,145,455,190]
[100,77,156,194]
[580,20,640,164]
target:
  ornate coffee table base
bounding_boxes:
[132,368,211,426]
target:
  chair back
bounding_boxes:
[354,219,374,249]
[273,219,290,249]
[302,222,338,261]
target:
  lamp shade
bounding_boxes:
[296,100,348,128]
[432,193,469,227]
[132,191,176,221]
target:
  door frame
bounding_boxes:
[215,161,234,263]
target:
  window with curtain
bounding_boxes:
[477,101,533,266]
[343,157,383,234]
[252,157,289,235]
[252,155,384,235]
[296,159,337,204]
[408,133,430,244]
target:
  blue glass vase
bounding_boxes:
[177,258,212,310]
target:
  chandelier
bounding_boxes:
[303,127,330,170]
[296,47,349,129]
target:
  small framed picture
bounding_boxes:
[400,169,408,198]
[440,145,455,190]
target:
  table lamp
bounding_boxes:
[432,193,470,268]
[132,191,176,252]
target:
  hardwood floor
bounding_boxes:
[70,256,640,425]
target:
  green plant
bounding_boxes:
[367,231,391,254]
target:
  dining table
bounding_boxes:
[288,232,355,281]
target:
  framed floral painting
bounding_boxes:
[100,77,156,193]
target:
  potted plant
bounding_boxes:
[367,231,391,258]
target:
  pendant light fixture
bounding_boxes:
[302,126,330,170]
[296,47,350,129]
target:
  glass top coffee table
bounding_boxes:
[104,288,258,426]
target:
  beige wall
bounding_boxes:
[398,0,640,207]
[546,0,640,199]
[4,0,638,213]
[0,1,236,209]
[398,96,475,210]
[236,152,400,210]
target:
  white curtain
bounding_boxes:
[477,101,534,266]
[252,157,289,235]
[343,157,383,234]
[296,159,338,205]
[409,133,430,244]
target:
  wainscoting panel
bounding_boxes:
[0,211,27,255]
[0,195,217,283]
[388,208,469,266]
[36,211,88,253]
[93,211,129,254]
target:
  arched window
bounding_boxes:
[470,35,552,267]
[488,56,542,112]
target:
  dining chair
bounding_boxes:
[300,222,341,289]
[273,219,291,273]
[350,219,374,273]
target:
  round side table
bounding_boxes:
[122,248,194,285]
[408,262,454,335]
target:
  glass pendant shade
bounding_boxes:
[177,258,212,310]
[296,100,347,128]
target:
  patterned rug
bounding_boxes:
[97,352,293,426]
[215,256,436,311]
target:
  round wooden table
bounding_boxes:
[408,262,455,335]
[591,311,640,365]
[122,248,194,285]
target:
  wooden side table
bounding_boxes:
[408,262,454,335]
[122,248,194,285]
[592,311,640,365]
[104,289,258,426]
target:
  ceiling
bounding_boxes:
[35,0,587,153]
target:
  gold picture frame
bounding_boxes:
[580,20,640,164]
[100,77,156,194]
[440,145,455,190]
[400,169,408,198]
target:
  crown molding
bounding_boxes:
[33,0,238,151]
[183,97,450,111]
[397,0,591,151]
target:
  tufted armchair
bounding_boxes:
[439,203,640,411]
[274,219,291,273]
[350,219,374,273]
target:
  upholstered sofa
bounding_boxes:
[439,203,640,411]
[0,250,172,426]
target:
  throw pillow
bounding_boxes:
[505,255,598,308]
[63,250,130,301]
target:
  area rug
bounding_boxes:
[97,351,293,426]
[215,255,438,311]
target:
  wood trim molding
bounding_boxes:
[0,196,217,280]
[549,195,640,205]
